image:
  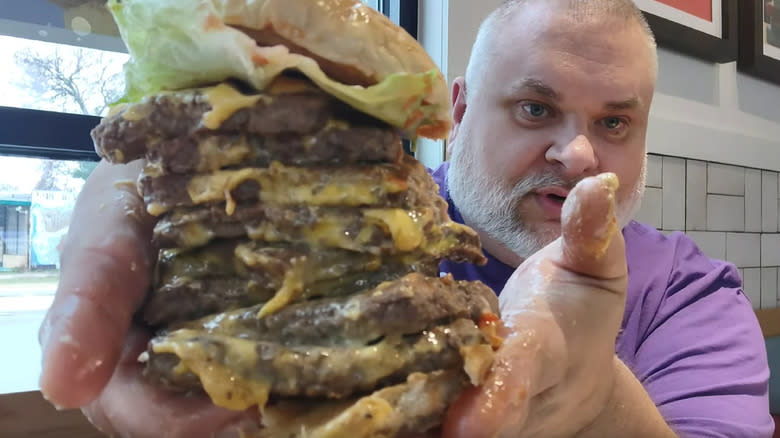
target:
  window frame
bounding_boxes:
[0,0,420,162]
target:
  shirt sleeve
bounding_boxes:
[629,235,774,438]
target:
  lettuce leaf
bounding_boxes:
[107,0,444,137]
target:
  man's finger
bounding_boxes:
[442,173,629,438]
[559,173,626,281]
[39,160,155,409]
[82,325,258,438]
[441,313,559,438]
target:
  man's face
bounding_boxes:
[447,5,655,261]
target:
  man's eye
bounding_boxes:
[521,103,550,118]
[602,117,624,130]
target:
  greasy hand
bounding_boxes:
[38,160,257,437]
[443,173,628,438]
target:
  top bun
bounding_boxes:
[108,0,452,139]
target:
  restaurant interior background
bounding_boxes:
[2,0,780,436]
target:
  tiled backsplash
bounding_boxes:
[635,154,780,309]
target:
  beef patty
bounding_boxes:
[92,78,402,169]
[259,369,470,438]
[170,272,499,347]
[138,153,438,216]
[143,318,488,400]
[142,123,403,175]
[155,240,436,286]
[145,265,421,326]
[147,242,437,325]
[151,203,484,264]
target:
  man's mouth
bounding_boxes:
[535,187,571,218]
[544,193,567,204]
[537,187,570,203]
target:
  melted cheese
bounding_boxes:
[242,207,452,258]
[306,397,394,438]
[224,188,237,216]
[121,103,154,121]
[112,179,136,191]
[151,324,457,415]
[202,83,263,129]
[256,263,304,318]
[185,165,403,207]
[199,76,318,130]
[177,222,214,247]
[151,330,271,412]
[231,247,310,317]
[112,148,126,162]
[363,209,424,252]
[146,202,169,217]
[142,160,164,178]
[302,218,363,249]
[262,398,391,438]
[196,136,251,172]
[460,344,495,386]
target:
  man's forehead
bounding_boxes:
[488,12,653,85]
[497,5,636,50]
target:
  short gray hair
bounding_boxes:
[464,0,658,103]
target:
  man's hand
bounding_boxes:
[443,173,631,438]
[38,160,257,437]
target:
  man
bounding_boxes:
[37,1,772,437]
[436,1,772,437]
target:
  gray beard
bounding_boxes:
[446,145,646,260]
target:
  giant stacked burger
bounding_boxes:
[91,0,502,436]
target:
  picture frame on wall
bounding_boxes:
[738,0,780,85]
[634,0,738,63]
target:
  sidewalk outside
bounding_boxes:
[0,271,58,313]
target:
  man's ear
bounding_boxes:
[447,76,468,152]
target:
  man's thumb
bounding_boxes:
[559,173,626,281]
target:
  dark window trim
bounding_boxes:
[381,0,418,39]
[2,2,421,162]
[0,107,101,161]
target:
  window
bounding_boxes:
[1,0,113,395]
[362,0,381,10]
[0,0,420,395]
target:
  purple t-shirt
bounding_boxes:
[432,162,773,437]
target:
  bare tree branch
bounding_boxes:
[13,44,125,189]
[14,46,124,116]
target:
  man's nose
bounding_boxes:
[545,134,598,178]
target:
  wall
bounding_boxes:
[417,1,780,308]
[634,154,780,309]
[416,0,503,168]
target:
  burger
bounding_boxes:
[91,0,502,436]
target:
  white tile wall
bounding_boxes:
[708,163,745,196]
[763,171,778,232]
[635,187,662,229]
[641,154,780,309]
[762,234,780,266]
[745,169,762,233]
[686,231,726,260]
[707,195,745,232]
[662,157,686,230]
[646,154,663,188]
[726,233,761,268]
[743,268,762,310]
[686,160,707,231]
[763,268,778,308]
